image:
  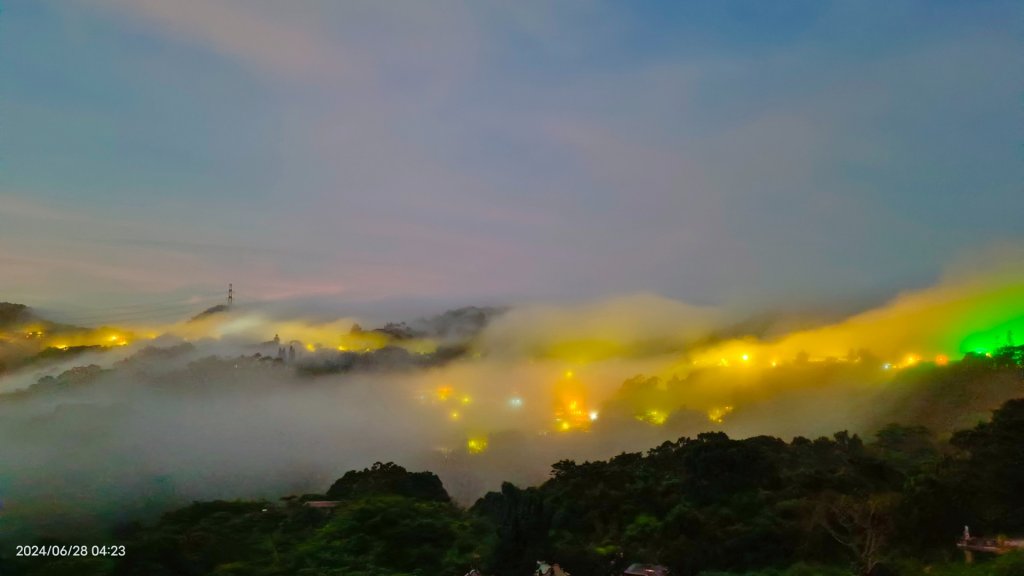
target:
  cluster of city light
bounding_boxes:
[24,330,136,351]
[421,383,526,421]
[420,385,495,454]
[253,324,437,357]
[691,350,960,373]
[707,405,734,424]
[413,343,985,440]
[419,385,488,429]
[550,368,602,433]
[16,319,444,358]
[637,409,667,426]
[466,437,488,454]
[414,367,606,441]
[553,397,599,432]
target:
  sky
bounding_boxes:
[0,0,1021,316]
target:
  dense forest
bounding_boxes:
[2,347,1024,576]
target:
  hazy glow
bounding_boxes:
[639,410,667,426]
[707,406,734,424]
[466,437,488,454]
[3,271,1024,462]
[684,275,1024,373]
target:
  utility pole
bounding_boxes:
[228,283,234,307]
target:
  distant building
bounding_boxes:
[303,501,341,509]
[957,534,1024,555]
[623,564,671,576]
[535,561,570,576]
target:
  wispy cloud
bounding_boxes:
[87,0,346,80]
[6,1,1021,309]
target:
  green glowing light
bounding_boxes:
[958,316,1024,355]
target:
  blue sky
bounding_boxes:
[1,0,1021,315]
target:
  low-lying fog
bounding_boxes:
[2,271,1023,542]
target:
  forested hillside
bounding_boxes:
[4,390,1024,576]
